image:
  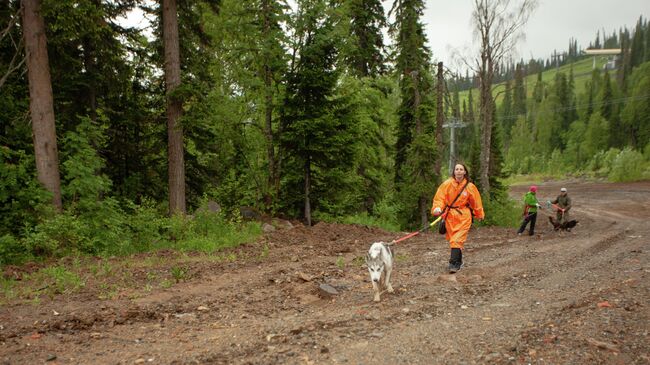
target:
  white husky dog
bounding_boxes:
[365,241,394,302]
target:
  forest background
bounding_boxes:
[1,0,650,267]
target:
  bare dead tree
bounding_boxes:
[468,0,537,196]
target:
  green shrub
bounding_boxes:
[0,146,52,237]
[643,143,650,161]
[479,196,521,228]
[165,210,261,253]
[608,148,646,182]
[587,148,620,176]
[320,194,401,232]
[0,234,30,266]
[30,266,85,295]
[122,199,169,254]
[545,149,567,176]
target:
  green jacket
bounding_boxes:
[523,191,539,214]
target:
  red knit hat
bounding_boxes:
[530,185,538,192]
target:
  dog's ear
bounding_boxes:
[365,252,371,263]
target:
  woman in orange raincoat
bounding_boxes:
[431,163,484,273]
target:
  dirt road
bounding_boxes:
[1,180,649,364]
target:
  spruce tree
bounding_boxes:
[488,99,507,201]
[532,71,544,104]
[343,0,387,77]
[500,80,513,142]
[388,0,437,229]
[280,0,357,225]
[599,71,614,122]
[566,66,579,124]
[621,62,650,149]
[630,16,645,68]
[389,0,431,183]
[645,20,650,62]
[513,64,527,117]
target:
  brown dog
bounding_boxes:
[548,216,578,231]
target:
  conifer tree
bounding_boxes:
[617,28,631,89]
[645,20,650,62]
[532,71,544,104]
[280,0,357,225]
[488,99,507,201]
[512,63,526,117]
[389,0,431,183]
[500,80,513,141]
[566,66,578,124]
[505,116,531,174]
[467,88,476,123]
[583,112,609,157]
[630,16,645,68]
[343,0,387,77]
[599,71,614,122]
[621,62,650,149]
[389,0,437,228]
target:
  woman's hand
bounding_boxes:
[433,207,442,216]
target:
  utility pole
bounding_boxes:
[443,118,468,175]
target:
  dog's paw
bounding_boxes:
[373,294,381,302]
[386,285,394,293]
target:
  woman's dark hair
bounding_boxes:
[450,162,471,181]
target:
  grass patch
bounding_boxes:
[170,266,187,283]
[335,256,345,269]
[161,212,262,253]
[323,212,401,232]
[259,244,270,259]
[395,253,409,263]
[27,266,85,297]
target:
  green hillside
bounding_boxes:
[458,56,611,106]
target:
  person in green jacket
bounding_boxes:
[517,185,541,236]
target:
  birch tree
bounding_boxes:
[469,0,536,196]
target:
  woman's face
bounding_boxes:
[454,164,466,181]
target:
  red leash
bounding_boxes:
[392,216,443,244]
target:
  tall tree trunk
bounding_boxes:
[478,58,493,196]
[435,62,444,179]
[162,0,186,215]
[263,67,275,208]
[22,0,62,212]
[83,0,100,123]
[410,71,427,229]
[304,156,311,226]
[262,0,276,210]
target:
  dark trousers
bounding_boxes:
[518,212,537,235]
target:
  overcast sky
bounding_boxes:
[423,0,650,70]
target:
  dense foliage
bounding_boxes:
[1,0,649,265]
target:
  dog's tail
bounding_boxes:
[385,240,395,247]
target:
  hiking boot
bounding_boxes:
[448,248,462,274]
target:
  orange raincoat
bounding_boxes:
[431,177,485,249]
